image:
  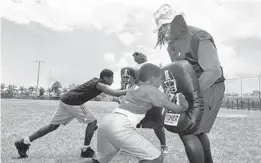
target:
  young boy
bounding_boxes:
[77,63,189,163]
[14,69,128,159]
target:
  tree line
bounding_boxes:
[0,81,115,101]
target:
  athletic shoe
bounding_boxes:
[15,139,30,158]
[81,147,95,158]
[161,145,169,154]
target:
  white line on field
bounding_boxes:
[217,114,247,118]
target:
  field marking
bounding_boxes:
[217,113,247,118]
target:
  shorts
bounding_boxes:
[50,101,96,125]
[195,82,225,134]
[94,113,161,163]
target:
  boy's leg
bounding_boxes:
[74,134,119,163]
[153,126,168,153]
[95,141,119,163]
[28,124,60,142]
[94,113,121,163]
[139,106,168,153]
[95,112,163,163]
[81,120,98,158]
[111,113,162,162]
[179,134,204,163]
[64,103,97,157]
[120,128,162,163]
[153,126,166,145]
[84,120,98,146]
[15,101,74,158]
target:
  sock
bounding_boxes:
[23,137,31,145]
[82,145,90,151]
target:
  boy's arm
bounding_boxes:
[150,89,188,113]
[162,95,188,113]
[96,82,128,97]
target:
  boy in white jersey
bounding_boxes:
[76,63,189,163]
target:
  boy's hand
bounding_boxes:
[168,94,176,103]
[176,93,189,111]
[176,93,186,101]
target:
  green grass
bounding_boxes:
[1,99,261,163]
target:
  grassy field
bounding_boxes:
[1,99,261,163]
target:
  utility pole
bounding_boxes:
[34,61,45,96]
[48,69,52,98]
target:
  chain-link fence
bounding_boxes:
[223,76,261,111]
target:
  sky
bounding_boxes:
[1,0,261,93]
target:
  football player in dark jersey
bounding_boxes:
[15,69,128,159]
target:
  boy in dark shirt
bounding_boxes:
[14,69,127,159]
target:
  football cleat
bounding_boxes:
[15,139,30,158]
[81,147,95,158]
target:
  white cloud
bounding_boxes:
[2,0,261,82]
[117,32,136,46]
[103,53,115,64]
[4,0,260,41]
[114,57,130,68]
[109,57,128,89]
[215,42,261,79]
[2,0,74,31]
[217,43,238,78]
[122,52,137,65]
